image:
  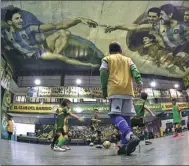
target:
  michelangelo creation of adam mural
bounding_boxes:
[1,2,189,76]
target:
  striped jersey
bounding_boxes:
[1,25,45,57]
[157,23,187,48]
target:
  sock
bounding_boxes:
[121,134,127,145]
[52,134,59,147]
[178,127,182,133]
[110,115,132,145]
[97,138,101,145]
[57,136,69,147]
[124,116,131,128]
[174,127,178,134]
[119,116,130,145]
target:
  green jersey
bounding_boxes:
[134,99,146,117]
[172,105,181,123]
[55,107,70,131]
[91,117,99,130]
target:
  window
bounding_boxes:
[166,122,173,129]
[16,96,21,102]
[30,98,36,103]
[35,98,40,103]
[15,95,26,103]
[51,98,56,103]
[21,96,26,102]
[46,98,50,103]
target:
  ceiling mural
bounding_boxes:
[1,1,189,77]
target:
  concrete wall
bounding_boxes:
[17,76,61,87]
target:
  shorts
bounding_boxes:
[91,127,102,137]
[31,40,49,59]
[56,128,68,136]
[173,122,182,128]
[32,48,48,59]
[131,117,145,127]
[108,98,136,116]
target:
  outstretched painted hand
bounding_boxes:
[78,18,98,28]
[104,26,117,33]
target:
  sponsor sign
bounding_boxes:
[161,102,189,111]
[11,104,58,113]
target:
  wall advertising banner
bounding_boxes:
[10,102,166,114]
[27,86,103,98]
[10,104,59,113]
[161,102,189,111]
[1,60,13,90]
[1,90,12,139]
[0,57,6,80]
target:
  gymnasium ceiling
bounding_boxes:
[1,1,189,78]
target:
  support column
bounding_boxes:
[60,73,65,86]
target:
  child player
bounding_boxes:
[100,41,143,155]
[90,109,103,148]
[131,92,156,145]
[51,99,83,151]
[172,98,184,138]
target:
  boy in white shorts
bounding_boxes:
[100,42,143,155]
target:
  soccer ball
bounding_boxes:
[103,141,111,149]
[89,142,94,146]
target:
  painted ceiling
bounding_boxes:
[1,1,189,78]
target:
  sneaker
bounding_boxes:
[96,144,103,149]
[173,132,178,138]
[145,140,152,145]
[89,142,94,146]
[125,134,140,156]
[61,145,71,150]
[116,143,120,148]
[117,145,127,155]
[117,145,136,155]
[53,146,67,152]
[180,132,184,136]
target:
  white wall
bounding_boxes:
[14,123,35,136]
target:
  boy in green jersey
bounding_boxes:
[51,99,83,151]
[172,98,184,138]
[131,92,155,145]
[90,109,103,148]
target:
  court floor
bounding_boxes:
[0,131,189,165]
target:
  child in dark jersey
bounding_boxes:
[131,92,155,145]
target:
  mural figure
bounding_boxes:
[1,6,100,69]
[184,9,189,25]
[105,4,189,73]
